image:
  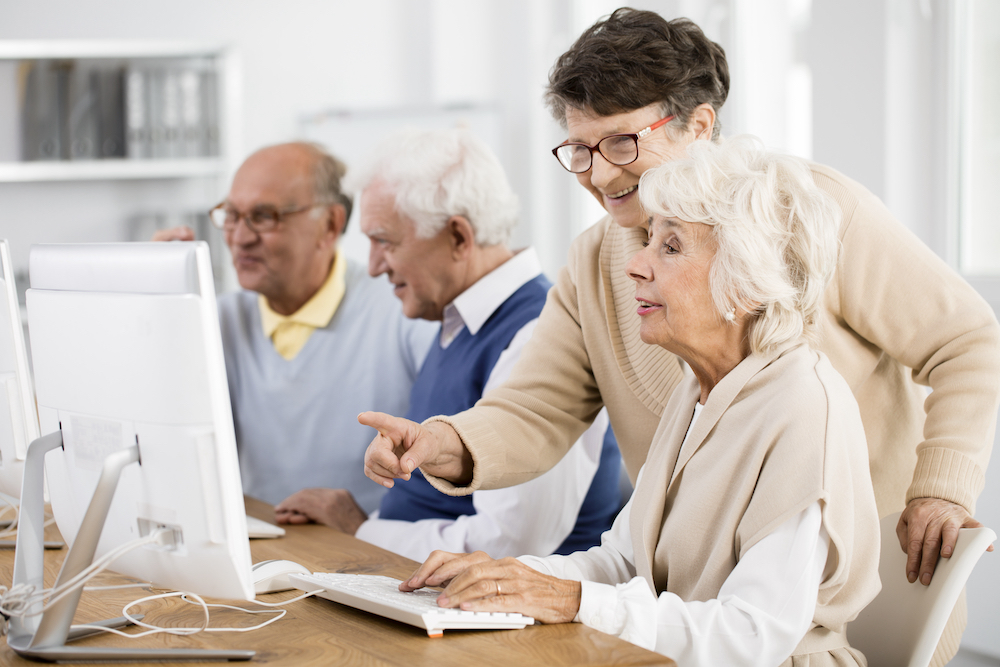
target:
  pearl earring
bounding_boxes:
[724,307,736,322]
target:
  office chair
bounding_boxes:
[847,511,996,667]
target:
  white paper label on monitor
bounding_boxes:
[68,414,128,471]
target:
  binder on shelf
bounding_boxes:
[201,69,220,157]
[0,61,20,162]
[96,66,126,158]
[20,60,69,161]
[10,52,223,166]
[179,68,202,158]
[146,68,166,159]
[67,63,100,160]
[160,70,183,159]
[125,67,151,159]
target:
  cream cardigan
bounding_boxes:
[428,162,1000,662]
[636,344,880,665]
[528,344,880,665]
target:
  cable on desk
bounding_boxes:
[71,589,320,639]
[0,528,168,622]
[0,492,18,538]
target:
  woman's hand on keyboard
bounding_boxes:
[401,550,581,624]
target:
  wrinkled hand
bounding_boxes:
[897,497,993,586]
[274,488,367,535]
[359,412,472,489]
[151,226,196,242]
[400,550,581,625]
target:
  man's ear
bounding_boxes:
[325,204,347,242]
[688,103,716,141]
[447,215,476,260]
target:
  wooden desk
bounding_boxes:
[0,497,673,666]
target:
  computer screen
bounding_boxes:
[25,242,253,601]
[0,239,39,500]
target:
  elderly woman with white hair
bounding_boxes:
[397,137,881,667]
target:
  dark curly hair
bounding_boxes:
[546,8,730,139]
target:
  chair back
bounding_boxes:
[848,511,996,667]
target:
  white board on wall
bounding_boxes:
[298,105,502,267]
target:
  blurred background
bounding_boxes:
[0,1,997,663]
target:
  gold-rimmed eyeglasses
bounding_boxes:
[208,202,323,234]
[551,114,676,174]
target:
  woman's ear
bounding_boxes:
[689,103,716,141]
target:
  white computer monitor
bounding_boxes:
[0,240,39,500]
[9,242,255,661]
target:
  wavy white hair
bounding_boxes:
[344,128,519,246]
[638,135,841,355]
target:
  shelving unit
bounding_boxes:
[0,158,226,182]
[0,39,241,294]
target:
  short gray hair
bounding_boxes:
[638,135,841,355]
[344,129,518,246]
[290,141,353,228]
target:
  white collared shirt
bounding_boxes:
[439,246,544,349]
[355,247,613,561]
[519,462,830,666]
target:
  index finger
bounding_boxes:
[399,551,468,591]
[363,430,410,488]
[358,411,417,440]
[359,411,432,476]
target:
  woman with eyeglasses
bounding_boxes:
[361,9,998,663]
[393,136,881,666]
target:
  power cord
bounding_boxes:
[70,588,319,639]
[0,529,167,622]
[0,528,317,640]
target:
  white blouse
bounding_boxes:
[519,401,831,667]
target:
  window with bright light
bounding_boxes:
[956,0,1000,275]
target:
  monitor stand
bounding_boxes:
[7,430,254,662]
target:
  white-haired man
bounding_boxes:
[275,130,621,562]
[155,142,436,510]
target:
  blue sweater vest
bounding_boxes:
[378,274,620,555]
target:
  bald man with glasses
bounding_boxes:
[154,142,435,512]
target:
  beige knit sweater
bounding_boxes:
[634,344,879,665]
[429,162,1000,663]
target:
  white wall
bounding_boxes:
[0,0,738,279]
[1,0,997,657]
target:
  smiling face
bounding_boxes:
[360,181,461,322]
[564,105,699,229]
[224,145,339,314]
[626,216,724,361]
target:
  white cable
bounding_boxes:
[2,525,315,640]
[37,531,163,611]
[0,494,19,538]
[0,505,59,540]
[83,583,152,592]
[71,591,291,638]
[249,590,320,607]
[0,530,165,618]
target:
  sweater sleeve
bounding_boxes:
[424,224,608,494]
[522,496,829,665]
[830,178,1000,513]
[354,321,608,561]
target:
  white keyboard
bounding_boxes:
[289,572,534,637]
[246,514,285,539]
